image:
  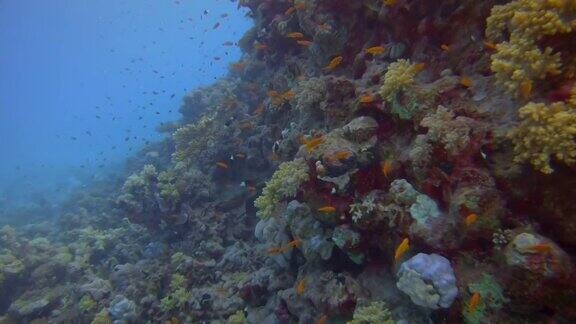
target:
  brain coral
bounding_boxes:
[254,158,310,219]
[508,101,576,173]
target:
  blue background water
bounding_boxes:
[0,0,250,212]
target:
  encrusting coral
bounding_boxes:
[508,101,576,173]
[254,158,309,219]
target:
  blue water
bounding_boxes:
[0,0,250,211]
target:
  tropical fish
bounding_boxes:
[460,76,472,88]
[266,246,285,255]
[440,44,450,51]
[464,213,477,226]
[220,13,229,18]
[297,40,313,47]
[254,42,267,50]
[295,3,306,10]
[520,79,532,100]
[216,161,229,169]
[235,153,246,159]
[359,94,375,103]
[318,206,336,213]
[287,32,305,39]
[414,62,426,72]
[381,160,392,178]
[252,103,264,115]
[394,238,409,261]
[303,136,324,152]
[382,0,397,5]
[222,41,234,46]
[247,185,257,193]
[332,150,352,160]
[213,22,220,29]
[315,315,328,324]
[527,243,552,254]
[230,61,246,71]
[483,41,497,50]
[287,239,301,248]
[325,56,343,70]
[282,90,295,99]
[238,121,252,129]
[365,46,385,55]
[295,278,306,295]
[467,292,481,312]
[285,7,296,15]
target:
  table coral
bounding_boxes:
[486,0,576,96]
[254,158,309,219]
[508,101,576,173]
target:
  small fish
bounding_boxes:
[394,238,409,261]
[213,22,220,29]
[318,206,336,213]
[295,3,306,10]
[359,94,375,103]
[440,44,450,51]
[238,121,252,129]
[383,0,397,5]
[297,40,313,47]
[520,79,532,100]
[235,153,246,159]
[252,103,264,115]
[230,61,246,71]
[287,239,301,248]
[464,213,477,226]
[254,42,267,50]
[266,246,285,255]
[315,315,328,324]
[282,90,295,99]
[414,62,426,72]
[460,76,472,88]
[467,292,481,312]
[287,32,304,39]
[332,150,352,160]
[220,13,228,18]
[381,160,392,178]
[247,185,257,193]
[365,46,385,55]
[285,7,296,15]
[325,56,343,70]
[222,41,234,46]
[216,161,229,169]
[483,41,497,50]
[527,243,552,254]
[295,278,306,295]
[303,136,324,152]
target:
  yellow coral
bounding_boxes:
[486,0,576,96]
[570,84,576,106]
[508,102,576,173]
[379,59,421,101]
[173,112,218,165]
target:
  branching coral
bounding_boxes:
[379,59,421,101]
[254,158,309,219]
[158,170,181,211]
[486,0,576,96]
[348,301,394,324]
[160,274,190,313]
[173,112,219,166]
[508,101,576,173]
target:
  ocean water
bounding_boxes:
[1,0,575,323]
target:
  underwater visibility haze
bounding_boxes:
[1,0,576,323]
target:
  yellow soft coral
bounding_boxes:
[570,84,576,106]
[379,59,421,101]
[486,0,576,97]
[509,102,576,173]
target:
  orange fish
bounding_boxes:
[282,90,295,99]
[303,136,323,152]
[297,40,313,47]
[520,79,532,100]
[287,239,302,248]
[460,76,472,88]
[394,238,409,261]
[235,153,246,159]
[383,0,397,5]
[483,41,497,50]
[238,121,252,130]
[295,278,306,295]
[267,90,279,98]
[325,56,343,70]
[318,206,336,213]
[266,246,285,255]
[440,44,450,51]
[467,292,481,312]
[464,213,477,226]
[230,61,246,71]
[252,103,264,115]
[414,62,426,72]
[315,315,327,324]
[285,7,296,15]
[247,185,257,193]
[287,32,305,39]
[295,2,306,10]
[254,42,267,50]
[359,94,375,103]
[528,243,552,254]
[365,46,385,55]
[381,160,392,178]
[332,150,352,160]
[216,161,229,169]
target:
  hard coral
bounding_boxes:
[348,301,394,324]
[508,101,576,173]
[486,0,576,96]
[254,158,310,219]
